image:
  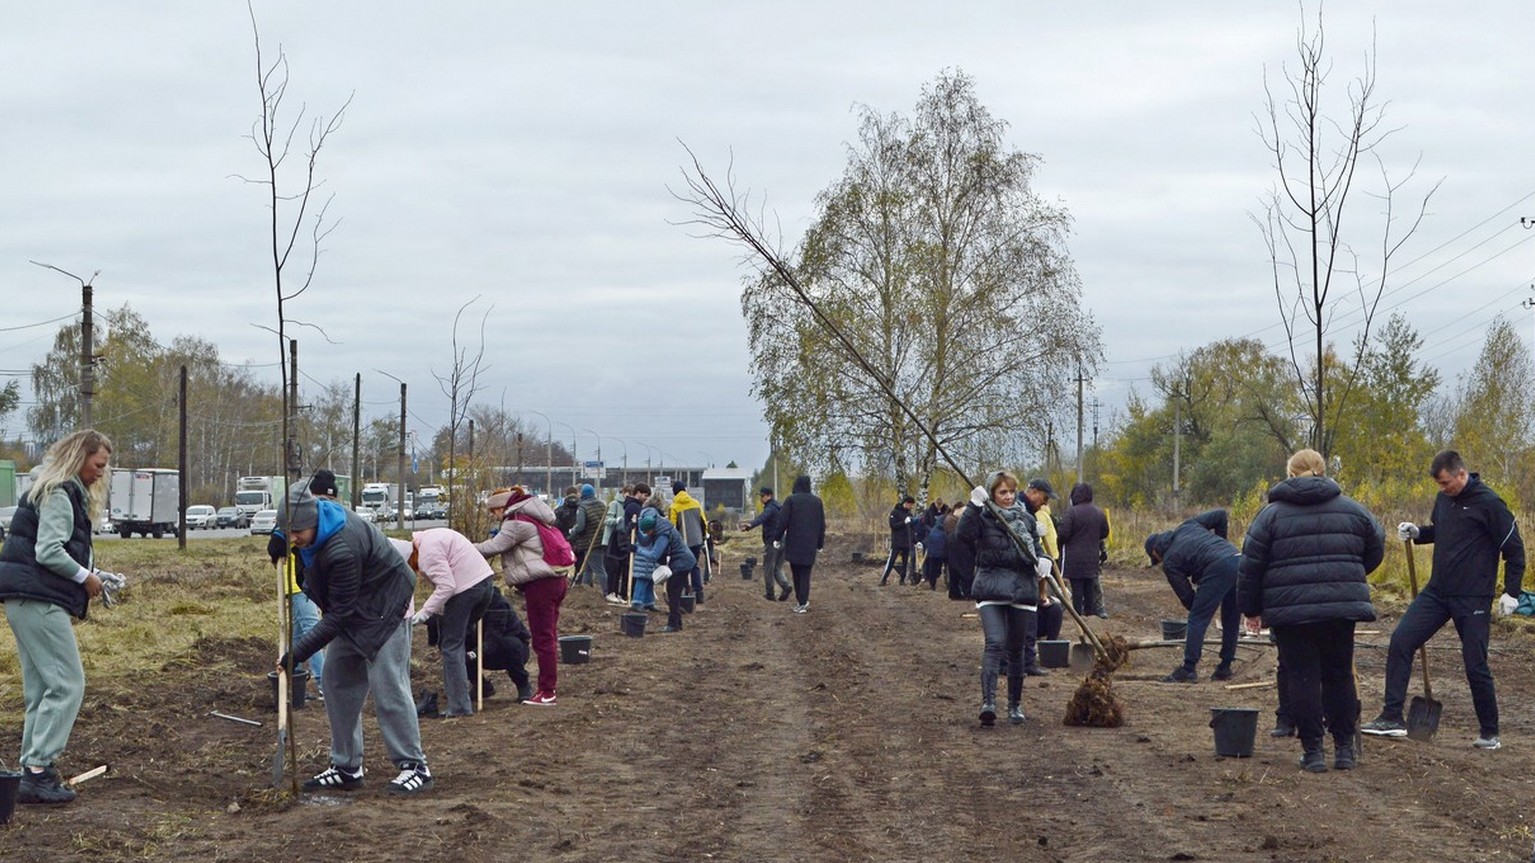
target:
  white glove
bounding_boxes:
[915,542,924,552]
[96,571,127,607]
[1397,522,1419,541]
[1036,557,1053,580]
[772,540,782,549]
[1498,594,1519,616]
[410,610,431,626]
[970,486,988,507]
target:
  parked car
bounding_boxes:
[249,509,279,535]
[95,509,115,535]
[216,506,249,529]
[185,504,218,530]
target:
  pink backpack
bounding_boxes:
[512,513,576,568]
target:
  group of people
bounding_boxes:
[1147,448,1524,772]
[4,428,1524,805]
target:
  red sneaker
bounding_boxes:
[522,690,557,707]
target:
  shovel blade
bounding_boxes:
[1406,695,1442,741]
[1068,643,1097,673]
[271,729,287,786]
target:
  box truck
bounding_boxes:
[110,468,180,538]
[234,475,287,519]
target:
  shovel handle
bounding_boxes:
[1403,539,1435,700]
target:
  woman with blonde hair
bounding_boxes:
[1237,448,1383,772]
[0,429,122,804]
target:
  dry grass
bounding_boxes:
[0,537,280,724]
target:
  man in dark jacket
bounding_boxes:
[773,475,826,613]
[944,506,974,600]
[1146,509,1241,683]
[277,486,432,794]
[741,486,790,601]
[1057,483,1110,618]
[1362,451,1526,749]
[1238,450,1383,772]
[568,484,607,587]
[881,496,918,585]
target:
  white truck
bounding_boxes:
[110,468,181,539]
[234,476,287,521]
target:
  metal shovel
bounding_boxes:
[1402,539,1442,741]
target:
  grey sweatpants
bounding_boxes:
[5,598,85,769]
[321,618,427,772]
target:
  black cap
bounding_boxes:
[672,480,687,494]
[759,486,773,496]
[308,469,338,499]
[902,495,915,505]
[1026,478,1056,499]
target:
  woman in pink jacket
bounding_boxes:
[475,488,567,706]
[398,527,496,717]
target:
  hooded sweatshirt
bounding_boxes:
[774,475,825,566]
[668,489,708,548]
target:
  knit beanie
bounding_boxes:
[280,486,319,532]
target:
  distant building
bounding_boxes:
[701,467,754,515]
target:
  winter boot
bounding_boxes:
[1334,741,1357,770]
[979,670,998,727]
[1008,704,1026,725]
[1299,743,1328,773]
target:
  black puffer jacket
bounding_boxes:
[1146,510,1237,610]
[1237,476,1383,626]
[958,501,1041,606]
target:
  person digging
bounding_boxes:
[1145,509,1240,683]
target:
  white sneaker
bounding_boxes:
[604,593,626,606]
[793,603,808,614]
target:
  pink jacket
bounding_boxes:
[410,527,495,617]
[474,495,560,586]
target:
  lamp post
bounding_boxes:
[554,421,579,492]
[373,368,408,531]
[608,436,629,489]
[638,442,655,485]
[527,409,553,499]
[581,427,604,492]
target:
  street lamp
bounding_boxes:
[555,420,578,492]
[526,409,553,499]
[581,427,604,492]
[608,436,629,489]
[372,368,408,532]
[637,442,656,485]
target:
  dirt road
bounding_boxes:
[4,532,1534,862]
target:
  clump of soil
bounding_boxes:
[1064,635,1131,727]
[1064,668,1125,727]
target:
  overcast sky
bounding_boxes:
[3,2,1532,472]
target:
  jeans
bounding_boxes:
[762,543,790,596]
[631,574,656,610]
[790,562,813,605]
[523,576,568,695]
[438,579,495,716]
[290,591,325,692]
[1381,589,1497,735]
[978,604,1031,707]
[605,549,629,599]
[1273,620,1358,746]
[1183,555,1240,671]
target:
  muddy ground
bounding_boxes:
[5,532,1535,862]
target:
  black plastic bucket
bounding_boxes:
[559,635,593,664]
[1038,639,1071,668]
[851,551,865,563]
[745,556,758,567]
[680,594,696,614]
[740,562,753,580]
[1210,707,1259,757]
[0,769,20,825]
[1161,619,1188,641]
[620,612,647,637]
[267,668,311,711]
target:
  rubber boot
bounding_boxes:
[1007,674,1025,725]
[979,669,998,727]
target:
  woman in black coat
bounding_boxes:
[957,470,1047,727]
[773,475,825,613]
[1238,449,1383,773]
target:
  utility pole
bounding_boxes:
[1075,365,1086,487]
[81,281,96,428]
[396,382,406,531]
[1089,398,1101,481]
[1172,393,1182,500]
[351,373,361,509]
[178,365,188,550]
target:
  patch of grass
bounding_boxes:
[0,537,282,723]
